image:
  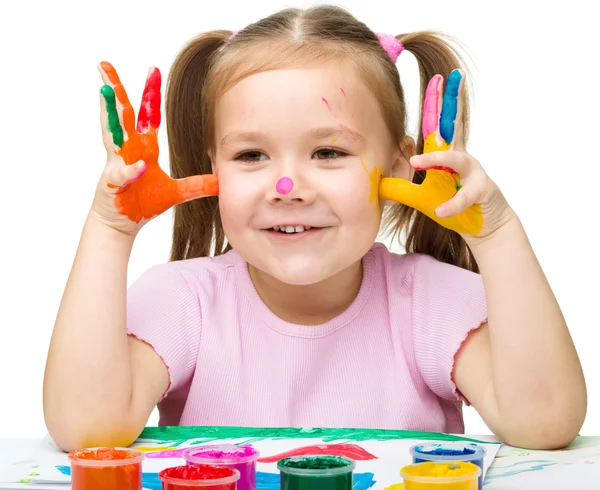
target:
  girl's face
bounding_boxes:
[213,62,408,285]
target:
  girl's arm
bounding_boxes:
[43,214,169,452]
[381,70,586,448]
[44,62,218,451]
[453,214,586,449]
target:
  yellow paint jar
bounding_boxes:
[400,461,480,489]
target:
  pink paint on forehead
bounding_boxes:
[276,177,294,195]
[321,97,332,111]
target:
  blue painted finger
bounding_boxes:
[439,70,462,144]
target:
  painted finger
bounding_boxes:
[422,75,442,139]
[100,85,124,150]
[435,186,476,218]
[137,67,162,134]
[106,160,147,189]
[378,177,425,209]
[176,174,220,202]
[439,69,462,150]
[98,61,136,141]
[410,150,472,175]
[449,69,467,152]
[423,75,450,154]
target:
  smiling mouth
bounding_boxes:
[270,225,316,234]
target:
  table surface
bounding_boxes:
[1,434,600,489]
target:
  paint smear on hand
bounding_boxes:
[422,75,442,140]
[378,69,482,236]
[423,132,451,155]
[258,444,377,463]
[99,62,218,223]
[136,67,161,133]
[439,70,462,143]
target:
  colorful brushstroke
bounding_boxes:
[258,444,377,463]
[144,448,188,458]
[137,426,498,446]
[99,62,218,223]
[378,69,483,236]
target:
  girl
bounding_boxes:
[43,6,586,452]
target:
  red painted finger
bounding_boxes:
[137,67,162,133]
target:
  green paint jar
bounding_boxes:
[277,455,355,490]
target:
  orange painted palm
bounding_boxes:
[379,70,483,236]
[96,62,218,233]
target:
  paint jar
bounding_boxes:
[277,455,355,490]
[410,443,486,489]
[68,447,144,490]
[159,464,240,490]
[400,461,480,490]
[183,444,259,490]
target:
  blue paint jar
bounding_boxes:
[410,442,486,490]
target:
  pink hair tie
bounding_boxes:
[227,30,240,42]
[376,33,404,63]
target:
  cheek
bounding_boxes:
[216,168,257,231]
[327,168,379,224]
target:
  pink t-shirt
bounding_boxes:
[127,243,487,433]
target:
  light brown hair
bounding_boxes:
[166,5,478,273]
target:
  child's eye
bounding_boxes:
[235,151,268,162]
[313,148,347,160]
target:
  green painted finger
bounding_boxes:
[100,84,124,148]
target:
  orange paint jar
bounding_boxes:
[68,447,144,490]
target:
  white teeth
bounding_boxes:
[271,225,313,233]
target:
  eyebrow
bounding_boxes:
[309,125,365,142]
[219,131,263,148]
[219,125,365,148]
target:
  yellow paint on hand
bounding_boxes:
[378,131,483,235]
[424,132,451,154]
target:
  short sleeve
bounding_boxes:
[126,264,201,398]
[410,254,487,404]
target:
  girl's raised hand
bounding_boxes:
[91,62,219,236]
[379,70,512,238]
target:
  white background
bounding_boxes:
[0,0,598,439]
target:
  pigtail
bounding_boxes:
[166,31,232,262]
[383,31,478,273]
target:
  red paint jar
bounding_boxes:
[68,447,144,490]
[159,464,240,490]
